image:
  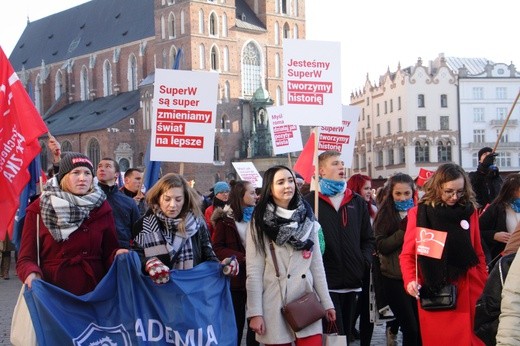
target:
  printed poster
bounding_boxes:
[150,69,218,163]
[232,162,263,188]
[282,39,342,126]
[317,106,360,168]
[267,106,303,155]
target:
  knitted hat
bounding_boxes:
[58,152,94,183]
[213,181,230,195]
[478,147,493,161]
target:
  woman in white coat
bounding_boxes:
[246,165,336,346]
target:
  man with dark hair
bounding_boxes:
[97,158,140,248]
[120,168,147,216]
[469,147,503,211]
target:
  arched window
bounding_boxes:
[87,138,101,168]
[180,10,186,34]
[199,44,205,69]
[221,114,230,132]
[276,86,282,105]
[224,81,230,101]
[61,140,73,153]
[162,48,168,69]
[55,70,63,100]
[415,141,429,163]
[275,0,280,13]
[161,15,166,39]
[293,24,299,39]
[399,145,406,163]
[437,140,452,162]
[274,53,280,77]
[223,46,229,72]
[293,0,299,16]
[241,41,261,96]
[198,9,204,34]
[127,54,138,91]
[274,22,279,45]
[169,45,177,69]
[80,66,89,101]
[214,141,221,161]
[35,75,42,114]
[168,12,175,38]
[210,45,219,71]
[103,60,112,96]
[119,158,130,173]
[283,23,290,39]
[209,12,218,36]
[222,13,228,37]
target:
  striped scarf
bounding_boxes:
[39,177,106,241]
[134,211,200,269]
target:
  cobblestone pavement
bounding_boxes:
[0,253,22,346]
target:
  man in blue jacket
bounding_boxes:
[304,150,374,343]
[97,158,140,248]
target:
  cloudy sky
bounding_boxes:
[2,0,519,103]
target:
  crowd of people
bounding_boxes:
[6,143,520,346]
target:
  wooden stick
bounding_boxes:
[313,127,319,219]
[493,89,520,152]
[287,153,292,169]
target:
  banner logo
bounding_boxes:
[73,323,131,346]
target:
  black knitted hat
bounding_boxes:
[57,152,94,183]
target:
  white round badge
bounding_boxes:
[460,220,469,230]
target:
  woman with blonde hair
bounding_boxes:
[132,173,237,284]
[400,163,487,345]
[17,153,125,295]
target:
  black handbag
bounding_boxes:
[419,284,457,311]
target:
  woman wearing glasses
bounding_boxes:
[399,163,487,345]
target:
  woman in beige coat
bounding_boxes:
[246,165,335,346]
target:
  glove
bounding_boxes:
[221,256,239,276]
[145,257,170,284]
[481,153,497,168]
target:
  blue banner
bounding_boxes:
[24,252,237,345]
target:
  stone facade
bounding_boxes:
[12,0,306,193]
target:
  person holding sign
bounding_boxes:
[374,173,421,346]
[246,165,335,345]
[132,173,238,284]
[399,163,487,345]
[304,151,375,343]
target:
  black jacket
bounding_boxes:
[98,183,141,249]
[474,253,516,346]
[479,203,508,263]
[304,190,374,289]
[469,165,503,210]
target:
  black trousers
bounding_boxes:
[231,290,258,346]
[327,291,357,345]
[381,276,422,346]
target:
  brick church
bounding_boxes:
[9,0,307,193]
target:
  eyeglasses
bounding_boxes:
[442,189,465,198]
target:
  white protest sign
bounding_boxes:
[150,69,218,163]
[232,162,263,188]
[317,105,360,168]
[267,106,303,155]
[282,39,342,126]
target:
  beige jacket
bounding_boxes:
[246,208,334,344]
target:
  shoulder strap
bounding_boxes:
[269,240,280,278]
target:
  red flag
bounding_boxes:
[416,168,435,187]
[293,131,315,183]
[415,227,447,259]
[0,47,48,238]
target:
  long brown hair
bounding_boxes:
[421,163,477,209]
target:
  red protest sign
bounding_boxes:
[416,227,447,259]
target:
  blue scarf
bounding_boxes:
[319,177,346,196]
[395,198,414,212]
[242,206,254,222]
[511,198,520,213]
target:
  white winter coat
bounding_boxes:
[497,252,520,345]
[246,208,334,344]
